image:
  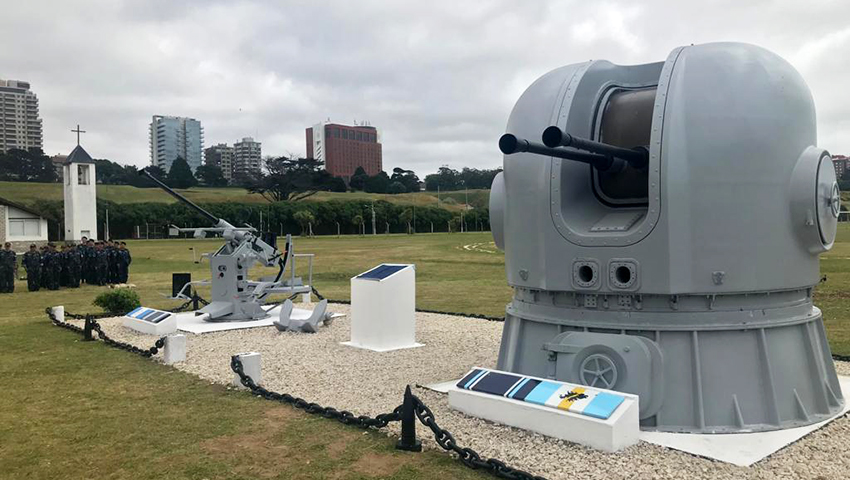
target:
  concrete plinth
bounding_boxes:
[163,334,186,364]
[232,352,262,389]
[52,306,64,323]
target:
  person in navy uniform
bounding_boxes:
[79,236,90,284]
[45,243,61,291]
[95,242,109,286]
[0,242,16,293]
[39,245,49,289]
[117,242,132,283]
[67,244,81,288]
[22,244,41,292]
[84,239,97,284]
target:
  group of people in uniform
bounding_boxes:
[0,237,132,293]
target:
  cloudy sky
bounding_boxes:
[1,0,848,175]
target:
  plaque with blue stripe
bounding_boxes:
[456,367,625,420]
[124,307,172,324]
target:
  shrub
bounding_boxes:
[93,289,141,315]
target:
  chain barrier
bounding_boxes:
[90,320,166,357]
[231,355,401,429]
[45,308,166,357]
[411,395,547,480]
[230,354,549,480]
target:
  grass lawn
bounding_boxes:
[1,229,848,479]
[0,181,490,211]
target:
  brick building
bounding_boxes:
[306,122,382,180]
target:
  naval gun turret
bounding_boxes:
[489,42,843,433]
[142,170,318,323]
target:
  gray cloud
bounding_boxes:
[1,0,848,175]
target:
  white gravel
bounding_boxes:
[79,305,850,480]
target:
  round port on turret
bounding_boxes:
[615,266,632,285]
[578,265,594,283]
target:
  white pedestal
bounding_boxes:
[449,370,640,452]
[52,306,64,323]
[233,352,262,389]
[163,334,186,364]
[344,264,421,352]
[122,307,177,335]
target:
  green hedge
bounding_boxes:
[29,198,491,240]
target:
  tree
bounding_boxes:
[249,156,334,202]
[349,166,369,191]
[293,210,315,236]
[328,176,348,192]
[0,148,58,182]
[195,164,228,187]
[391,167,420,192]
[387,181,407,194]
[166,157,197,189]
[364,171,390,193]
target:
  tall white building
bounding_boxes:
[233,137,262,181]
[204,143,234,183]
[0,79,43,153]
[149,115,204,172]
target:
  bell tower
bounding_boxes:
[63,143,97,241]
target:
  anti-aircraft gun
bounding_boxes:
[141,170,327,328]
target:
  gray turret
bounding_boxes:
[489,42,843,433]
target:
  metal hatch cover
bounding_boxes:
[816,154,840,246]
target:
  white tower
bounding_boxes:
[63,145,97,241]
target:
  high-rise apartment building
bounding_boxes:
[233,137,262,181]
[834,155,849,180]
[0,79,43,153]
[204,144,234,183]
[149,115,204,172]
[306,122,382,179]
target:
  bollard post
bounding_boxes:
[232,352,262,389]
[395,385,422,452]
[164,334,186,364]
[192,291,200,311]
[82,316,95,341]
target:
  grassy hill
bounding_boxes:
[0,181,490,210]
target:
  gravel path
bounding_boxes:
[81,306,850,480]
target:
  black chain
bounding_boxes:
[90,320,166,357]
[230,355,401,429]
[45,308,166,357]
[45,307,85,333]
[411,395,548,480]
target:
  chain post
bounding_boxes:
[83,315,95,341]
[396,385,422,452]
[192,290,199,311]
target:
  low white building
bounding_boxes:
[0,196,48,250]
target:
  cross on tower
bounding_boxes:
[71,124,86,146]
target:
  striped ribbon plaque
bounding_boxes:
[456,367,625,420]
[124,307,173,325]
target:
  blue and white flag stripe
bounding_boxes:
[124,307,172,324]
[456,367,625,420]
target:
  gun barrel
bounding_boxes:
[139,169,220,224]
[499,134,621,172]
[541,126,648,169]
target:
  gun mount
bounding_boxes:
[489,42,843,433]
[141,170,317,322]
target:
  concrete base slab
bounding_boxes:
[340,341,424,353]
[639,375,850,466]
[420,379,460,393]
[175,306,344,334]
